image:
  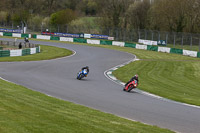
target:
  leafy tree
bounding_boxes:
[0,11,7,25]
[50,9,77,25]
[1,0,200,34]
[65,0,81,10]
[42,17,50,27]
[99,0,134,28]
[86,0,98,15]
[44,0,56,15]
[11,14,21,26]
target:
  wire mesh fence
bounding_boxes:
[1,24,200,52]
[0,40,36,49]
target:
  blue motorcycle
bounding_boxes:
[77,69,88,80]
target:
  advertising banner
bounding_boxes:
[41,32,109,39]
[0,28,21,33]
[91,34,109,39]
[42,32,55,35]
[84,34,91,38]
[157,40,167,46]
[54,33,80,38]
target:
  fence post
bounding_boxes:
[115,28,118,41]
[181,35,184,49]
[145,30,147,40]
[166,33,168,45]
[173,33,176,47]
[66,24,68,33]
[130,29,133,42]
[199,38,200,52]
[57,25,60,32]
[123,28,126,42]
[41,24,43,33]
[190,36,193,50]
[158,32,160,41]
[151,31,154,41]
[138,30,141,40]
[108,28,110,37]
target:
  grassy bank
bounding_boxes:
[0,78,173,133]
[0,45,73,62]
[109,47,200,106]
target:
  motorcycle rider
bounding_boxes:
[24,37,29,43]
[125,74,139,87]
[81,66,89,77]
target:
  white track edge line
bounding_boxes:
[104,53,200,109]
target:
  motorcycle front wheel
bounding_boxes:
[127,85,134,92]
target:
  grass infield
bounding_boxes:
[100,46,200,106]
[0,79,173,133]
[0,45,73,62]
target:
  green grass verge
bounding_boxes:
[0,45,73,62]
[0,79,173,133]
[108,47,200,106]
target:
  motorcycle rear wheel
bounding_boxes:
[77,74,83,80]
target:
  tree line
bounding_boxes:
[0,0,200,34]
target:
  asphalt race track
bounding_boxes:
[0,38,200,133]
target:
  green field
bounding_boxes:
[0,44,173,133]
[0,79,173,133]
[108,46,200,106]
[0,45,73,62]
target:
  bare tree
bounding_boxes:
[126,0,150,29]
[99,0,134,28]
[148,0,200,33]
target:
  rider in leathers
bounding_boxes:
[81,66,89,76]
[125,74,139,87]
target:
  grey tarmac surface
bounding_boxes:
[0,38,200,133]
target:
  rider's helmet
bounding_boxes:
[134,74,138,79]
[86,66,89,69]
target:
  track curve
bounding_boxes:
[0,38,200,133]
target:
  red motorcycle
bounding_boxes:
[123,80,138,92]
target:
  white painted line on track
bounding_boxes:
[104,53,200,109]
[39,49,77,61]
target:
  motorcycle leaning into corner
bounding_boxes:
[123,79,138,92]
[77,69,88,80]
